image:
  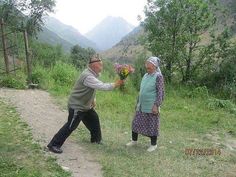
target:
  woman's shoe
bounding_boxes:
[147,145,157,152]
[126,140,137,147]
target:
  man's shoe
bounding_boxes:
[47,145,63,154]
[126,140,137,147]
[91,140,103,145]
[147,145,157,152]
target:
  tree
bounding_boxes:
[31,42,64,67]
[0,0,55,36]
[179,0,217,82]
[143,0,219,82]
[0,0,23,27]
[0,0,55,83]
[70,45,95,69]
[201,29,236,101]
[143,0,186,82]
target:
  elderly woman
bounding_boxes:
[126,56,164,152]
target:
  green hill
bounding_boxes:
[37,27,73,53]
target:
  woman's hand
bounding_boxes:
[152,104,159,115]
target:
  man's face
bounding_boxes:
[93,60,103,73]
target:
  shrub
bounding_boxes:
[185,86,209,98]
[31,43,65,67]
[207,98,236,114]
[31,65,51,89]
[50,62,78,86]
[0,71,27,89]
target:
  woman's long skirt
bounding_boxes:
[132,111,160,137]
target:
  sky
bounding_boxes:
[50,0,147,34]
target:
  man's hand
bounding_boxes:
[91,100,96,108]
[114,79,125,88]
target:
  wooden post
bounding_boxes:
[0,18,10,74]
[12,32,17,75]
[23,29,32,84]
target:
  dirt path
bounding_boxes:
[0,88,102,177]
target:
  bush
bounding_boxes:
[31,42,65,67]
[31,65,51,89]
[201,42,236,103]
[70,45,95,69]
[188,86,209,98]
[0,71,27,89]
[207,98,236,114]
[50,62,78,86]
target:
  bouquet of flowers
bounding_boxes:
[114,63,135,91]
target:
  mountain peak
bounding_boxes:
[102,16,128,22]
[85,16,135,51]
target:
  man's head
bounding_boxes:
[89,54,103,74]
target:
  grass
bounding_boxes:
[0,100,70,177]
[67,83,236,177]
[1,66,235,177]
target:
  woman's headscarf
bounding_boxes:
[146,56,162,75]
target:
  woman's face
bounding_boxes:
[145,61,156,74]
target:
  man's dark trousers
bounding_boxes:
[48,108,102,148]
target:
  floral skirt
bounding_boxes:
[132,111,160,137]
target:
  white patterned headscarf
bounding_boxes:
[146,56,162,75]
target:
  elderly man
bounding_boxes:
[126,56,165,152]
[47,55,123,153]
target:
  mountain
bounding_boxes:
[100,25,150,62]
[43,17,98,50]
[85,16,135,51]
[37,27,74,52]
